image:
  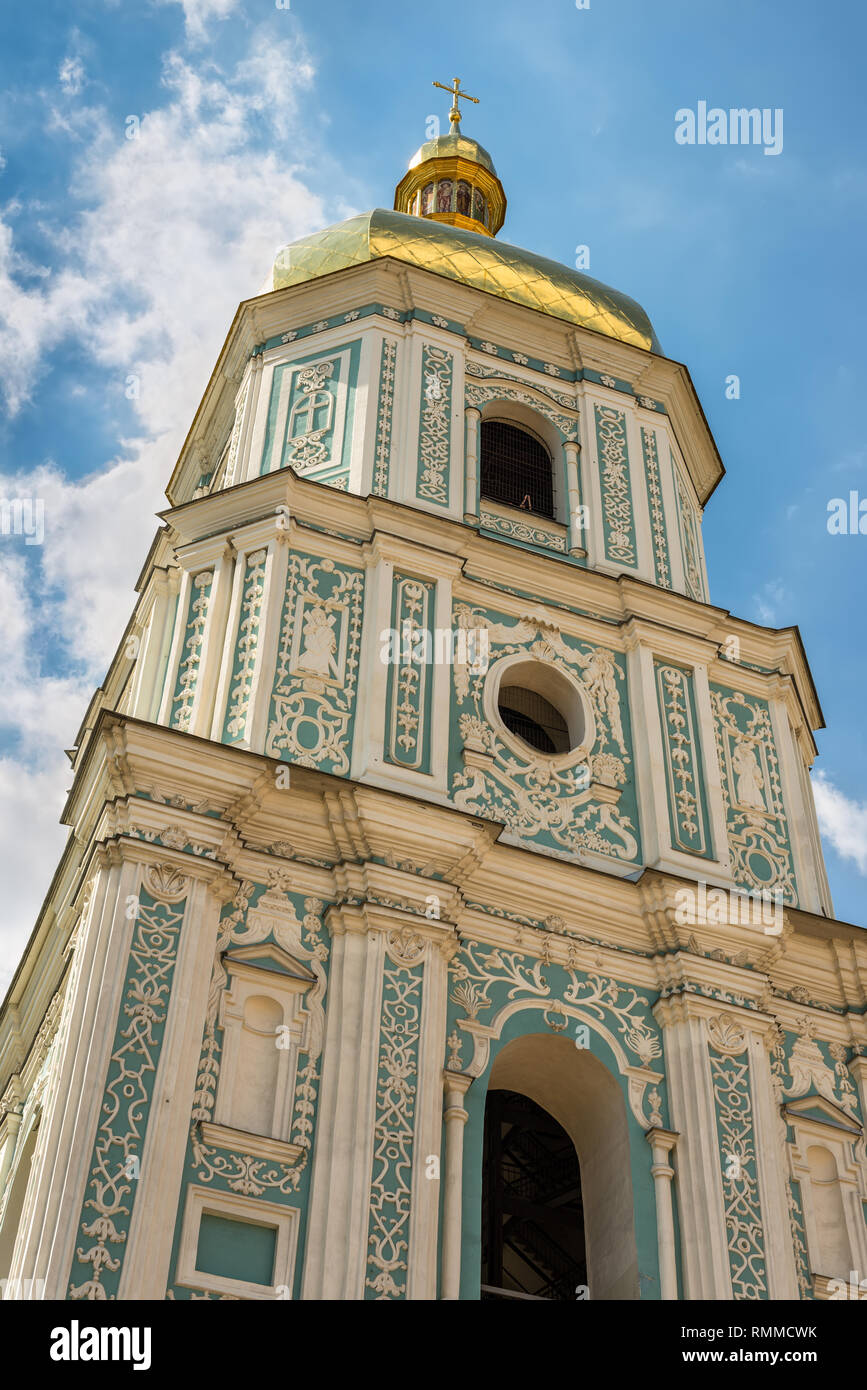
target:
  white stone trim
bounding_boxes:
[769,696,821,913]
[176,1184,299,1300]
[300,918,386,1299]
[120,874,226,1300]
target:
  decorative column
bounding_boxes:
[564,438,585,556]
[118,858,237,1300]
[441,1071,472,1300]
[653,995,732,1298]
[0,1081,23,1208]
[747,1022,799,1298]
[300,906,388,1299]
[234,349,266,485]
[464,407,481,522]
[6,846,141,1298]
[645,1126,679,1300]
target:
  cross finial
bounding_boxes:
[432,76,479,129]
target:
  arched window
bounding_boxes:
[480,420,554,519]
[421,183,435,215]
[456,180,472,217]
[436,180,453,214]
[472,187,488,227]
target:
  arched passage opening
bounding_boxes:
[481,1031,639,1300]
[482,1090,586,1300]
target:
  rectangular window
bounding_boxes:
[196,1212,277,1288]
[177,1186,300,1299]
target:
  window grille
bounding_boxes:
[480,420,554,518]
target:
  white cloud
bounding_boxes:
[59,56,86,95]
[0,27,342,987]
[158,0,243,43]
[812,772,867,875]
[1,34,323,422]
[751,578,787,626]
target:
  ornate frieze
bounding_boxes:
[416,344,453,505]
[219,377,249,491]
[654,661,713,858]
[479,509,566,553]
[384,574,436,774]
[365,934,426,1300]
[69,870,188,1300]
[171,571,213,732]
[372,339,397,497]
[464,357,578,410]
[465,378,578,438]
[447,936,666,1131]
[594,404,637,567]
[710,685,798,904]
[640,427,671,588]
[223,549,267,743]
[266,552,364,775]
[706,1014,768,1300]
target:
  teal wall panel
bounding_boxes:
[710,683,799,904]
[68,883,186,1300]
[654,660,714,859]
[196,1212,277,1287]
[383,573,436,775]
[266,551,365,776]
[594,403,638,568]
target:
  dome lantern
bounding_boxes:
[394,76,507,238]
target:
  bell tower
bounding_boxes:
[2,84,866,1309]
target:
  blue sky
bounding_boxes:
[0,0,865,985]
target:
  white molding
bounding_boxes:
[176,1184,299,1300]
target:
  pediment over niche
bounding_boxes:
[222,941,317,984]
[782,1094,863,1137]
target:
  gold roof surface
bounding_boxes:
[270,210,660,352]
[407,131,498,176]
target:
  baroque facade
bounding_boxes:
[2,96,866,1303]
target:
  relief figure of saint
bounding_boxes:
[300,604,338,677]
[732,738,766,810]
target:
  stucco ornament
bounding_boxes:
[267,554,364,774]
[451,604,637,860]
[189,881,328,1197]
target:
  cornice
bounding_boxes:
[165,255,724,510]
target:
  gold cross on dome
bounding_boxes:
[433,76,479,126]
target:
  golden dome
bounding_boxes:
[408,130,498,176]
[395,124,506,237]
[269,209,660,353]
[394,77,506,236]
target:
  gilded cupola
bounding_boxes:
[393,77,506,237]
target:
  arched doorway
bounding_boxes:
[481,1090,586,1300]
[479,1031,640,1300]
